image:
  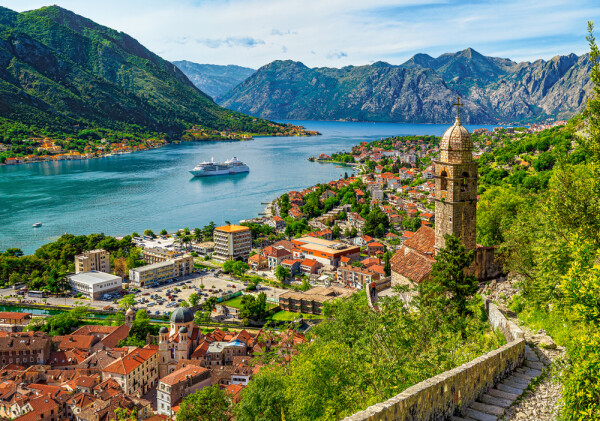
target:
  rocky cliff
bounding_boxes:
[218,49,592,124]
[173,61,255,99]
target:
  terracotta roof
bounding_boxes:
[403,226,435,257]
[0,332,50,352]
[160,365,209,386]
[54,335,98,351]
[367,242,384,248]
[390,248,434,283]
[300,259,320,268]
[98,324,130,350]
[103,347,157,375]
[216,224,250,233]
[49,350,89,366]
[225,383,245,397]
[264,247,292,258]
[0,312,31,320]
[71,325,119,336]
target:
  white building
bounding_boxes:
[68,271,122,300]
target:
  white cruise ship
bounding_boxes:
[189,157,249,177]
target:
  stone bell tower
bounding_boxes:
[434,97,478,252]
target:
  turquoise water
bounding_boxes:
[0,120,496,254]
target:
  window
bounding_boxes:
[461,172,469,192]
[440,170,448,191]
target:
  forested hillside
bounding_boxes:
[0,6,291,141]
[473,26,600,419]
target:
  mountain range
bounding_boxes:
[217,48,592,124]
[173,61,254,99]
[0,6,282,137]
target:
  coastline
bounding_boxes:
[0,132,320,168]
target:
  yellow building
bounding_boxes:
[75,249,111,274]
[102,346,159,396]
[213,225,252,261]
[128,254,193,287]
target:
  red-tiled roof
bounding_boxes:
[403,226,435,256]
[390,248,434,283]
[103,347,157,375]
[160,365,209,386]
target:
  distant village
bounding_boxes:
[0,137,167,166]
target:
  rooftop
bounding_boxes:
[68,271,121,285]
[215,225,250,233]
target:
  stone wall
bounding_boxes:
[344,298,524,421]
[473,246,504,281]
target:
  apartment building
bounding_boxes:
[291,237,361,267]
[142,247,181,264]
[156,365,211,417]
[337,266,380,289]
[129,261,173,288]
[102,346,159,396]
[75,249,110,274]
[0,331,51,366]
[128,254,193,287]
[68,271,122,300]
[279,286,353,315]
[213,225,252,261]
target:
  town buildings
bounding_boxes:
[156,365,211,417]
[101,346,159,396]
[279,286,354,315]
[291,237,360,268]
[213,225,252,261]
[129,255,193,288]
[75,249,110,274]
[0,312,32,332]
[68,271,122,300]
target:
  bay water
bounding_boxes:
[0,120,495,254]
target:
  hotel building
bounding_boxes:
[213,225,252,261]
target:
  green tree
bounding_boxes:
[235,367,288,421]
[189,293,200,307]
[118,294,136,311]
[177,386,230,421]
[143,229,155,238]
[232,261,250,277]
[428,234,478,338]
[160,229,168,236]
[275,265,291,283]
[240,292,268,321]
[223,260,234,273]
[202,297,218,312]
[384,253,391,277]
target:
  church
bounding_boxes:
[391,98,501,286]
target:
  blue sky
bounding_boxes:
[3,0,600,68]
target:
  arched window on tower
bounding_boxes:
[461,172,469,192]
[440,170,448,191]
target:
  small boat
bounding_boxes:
[32,222,42,227]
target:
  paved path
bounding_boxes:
[453,345,547,421]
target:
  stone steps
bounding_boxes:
[453,345,546,421]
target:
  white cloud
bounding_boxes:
[2,0,599,68]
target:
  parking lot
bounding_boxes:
[105,269,287,317]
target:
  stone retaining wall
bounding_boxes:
[344,297,525,421]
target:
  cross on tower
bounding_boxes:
[453,96,463,121]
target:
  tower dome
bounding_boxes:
[440,97,473,163]
[159,326,168,334]
[170,307,194,324]
[179,326,188,334]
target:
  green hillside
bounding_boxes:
[0,6,289,140]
